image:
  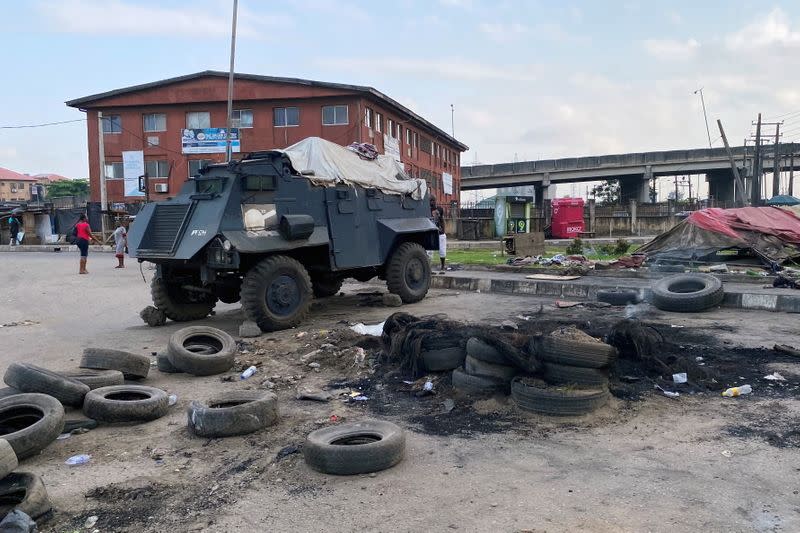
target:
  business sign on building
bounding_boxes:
[442,172,453,195]
[122,150,145,197]
[383,134,401,163]
[181,128,240,154]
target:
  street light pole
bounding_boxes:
[694,88,712,148]
[225,0,239,162]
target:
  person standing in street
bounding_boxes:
[8,214,20,246]
[75,214,100,274]
[112,221,127,268]
[430,197,447,272]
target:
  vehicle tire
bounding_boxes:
[421,347,465,372]
[0,472,52,520]
[538,337,617,369]
[596,288,639,306]
[542,362,609,388]
[83,385,169,423]
[511,377,609,416]
[63,415,98,433]
[0,439,18,479]
[451,367,508,395]
[4,363,90,407]
[464,355,517,381]
[156,351,181,373]
[80,348,150,380]
[651,273,724,312]
[151,276,216,322]
[167,326,236,376]
[304,420,405,475]
[0,387,21,400]
[466,337,511,365]
[312,276,343,298]
[61,369,124,390]
[0,393,64,459]
[241,255,313,332]
[187,391,278,438]
[386,242,431,304]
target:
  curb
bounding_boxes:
[0,245,114,253]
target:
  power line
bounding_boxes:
[0,118,86,129]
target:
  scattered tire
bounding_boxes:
[0,393,65,459]
[0,439,18,479]
[651,273,724,312]
[0,472,52,520]
[4,363,89,407]
[156,351,181,374]
[83,385,169,423]
[167,326,236,376]
[61,369,124,390]
[241,255,313,332]
[596,288,639,306]
[451,367,508,395]
[151,276,216,322]
[80,348,150,379]
[464,355,517,381]
[511,377,609,416]
[187,391,278,438]
[386,242,431,304]
[421,347,465,372]
[466,337,510,365]
[542,362,609,388]
[63,415,98,433]
[312,276,343,298]
[0,388,21,400]
[538,337,617,369]
[304,420,405,475]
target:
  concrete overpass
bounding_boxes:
[461,143,800,205]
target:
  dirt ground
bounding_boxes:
[1,254,799,532]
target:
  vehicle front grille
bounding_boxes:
[139,203,191,255]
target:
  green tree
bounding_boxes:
[590,179,620,205]
[45,179,89,198]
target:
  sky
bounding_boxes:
[1,0,799,199]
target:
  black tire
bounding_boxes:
[386,242,431,304]
[151,276,216,322]
[0,387,21,400]
[0,472,52,520]
[464,355,517,381]
[80,348,151,380]
[167,326,236,376]
[63,414,98,433]
[538,337,617,369]
[156,351,181,374]
[511,377,609,416]
[83,385,169,423]
[421,347,465,372]
[312,276,343,298]
[61,369,124,390]
[0,393,65,459]
[651,273,724,312]
[4,363,89,407]
[596,288,639,306]
[466,337,511,365]
[187,391,278,438]
[451,367,508,395]
[0,439,18,479]
[304,420,405,475]
[542,362,609,388]
[241,255,313,332]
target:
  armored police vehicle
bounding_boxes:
[128,138,438,332]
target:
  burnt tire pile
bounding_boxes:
[451,338,519,396]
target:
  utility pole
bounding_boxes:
[752,113,762,205]
[791,151,795,196]
[97,111,107,239]
[450,104,455,137]
[773,123,781,197]
[694,88,712,148]
[225,0,239,162]
[717,119,748,206]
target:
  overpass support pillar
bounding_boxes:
[534,174,556,209]
[619,171,651,204]
[707,169,735,206]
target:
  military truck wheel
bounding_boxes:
[152,277,216,322]
[241,256,313,331]
[312,276,343,298]
[386,242,431,304]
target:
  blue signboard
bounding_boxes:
[181,128,240,154]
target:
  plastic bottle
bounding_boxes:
[65,454,92,466]
[240,366,257,380]
[168,394,178,406]
[722,384,752,397]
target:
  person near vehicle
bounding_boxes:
[75,214,100,274]
[112,221,127,268]
[430,197,447,271]
[8,215,20,246]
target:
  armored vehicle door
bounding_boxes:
[325,186,380,269]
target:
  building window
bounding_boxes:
[273,107,299,127]
[102,115,121,134]
[396,123,402,141]
[375,112,382,133]
[232,109,253,128]
[188,159,210,177]
[143,113,166,132]
[364,107,374,128]
[145,160,170,178]
[406,129,412,145]
[419,136,432,154]
[322,105,348,125]
[186,112,210,129]
[387,119,395,138]
[104,162,124,180]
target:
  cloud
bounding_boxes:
[317,57,539,83]
[479,22,527,42]
[726,8,800,50]
[643,38,699,60]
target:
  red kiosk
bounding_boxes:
[550,198,585,238]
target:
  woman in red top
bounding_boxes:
[75,214,100,274]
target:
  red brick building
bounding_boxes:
[66,71,467,206]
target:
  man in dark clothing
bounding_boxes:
[8,215,20,246]
[429,197,447,271]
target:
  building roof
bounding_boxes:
[0,168,37,181]
[65,70,468,151]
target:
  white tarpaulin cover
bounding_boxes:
[277,137,427,200]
